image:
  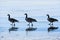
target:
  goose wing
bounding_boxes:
[49,18,58,21]
[26,17,37,22]
[10,18,19,22]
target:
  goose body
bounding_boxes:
[8,17,19,23]
[47,14,58,25]
[8,14,19,23]
[47,17,58,22]
[7,14,19,27]
[25,17,37,23]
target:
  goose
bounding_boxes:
[7,14,19,27]
[24,13,37,27]
[47,14,58,25]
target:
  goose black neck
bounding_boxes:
[47,15,50,18]
[8,15,10,19]
[25,14,28,18]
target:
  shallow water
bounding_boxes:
[0,17,60,40]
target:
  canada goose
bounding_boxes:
[47,14,58,25]
[7,14,19,27]
[25,13,37,27]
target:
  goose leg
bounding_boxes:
[29,23,30,28]
[31,23,33,27]
[49,22,53,26]
[50,23,54,27]
[27,23,30,27]
[52,23,53,25]
[27,24,29,26]
[50,24,52,27]
[49,22,51,25]
[11,24,12,26]
[49,23,50,25]
[11,23,13,27]
[14,23,15,27]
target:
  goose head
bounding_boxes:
[24,13,28,19]
[47,14,49,16]
[7,14,10,19]
[46,14,50,18]
[7,14,10,16]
